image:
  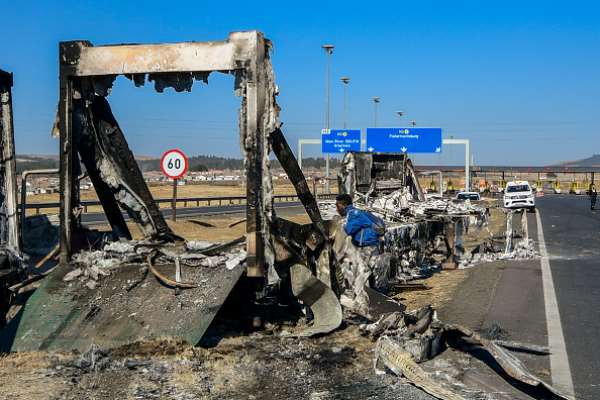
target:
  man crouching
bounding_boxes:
[334,194,393,317]
[335,194,385,248]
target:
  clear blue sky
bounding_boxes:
[1,0,599,165]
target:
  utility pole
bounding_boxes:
[409,119,416,162]
[322,44,334,193]
[372,96,380,127]
[341,76,350,128]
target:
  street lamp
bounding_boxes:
[341,76,350,129]
[322,44,334,193]
[372,96,380,127]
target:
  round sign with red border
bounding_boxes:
[160,149,189,179]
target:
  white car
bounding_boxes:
[456,191,481,201]
[503,181,535,210]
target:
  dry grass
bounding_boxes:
[391,269,469,311]
[24,181,310,215]
[0,352,68,399]
[92,212,312,242]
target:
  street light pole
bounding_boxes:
[341,76,350,129]
[372,96,380,127]
[322,44,334,193]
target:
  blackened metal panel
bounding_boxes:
[371,153,407,181]
[355,153,373,187]
[270,127,327,239]
[85,94,172,239]
[71,92,131,240]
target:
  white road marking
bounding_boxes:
[536,209,576,398]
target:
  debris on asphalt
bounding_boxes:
[368,305,572,400]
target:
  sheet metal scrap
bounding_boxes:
[270,128,342,335]
[375,336,466,400]
[444,324,572,400]
[368,307,572,400]
[4,240,246,352]
[289,263,342,337]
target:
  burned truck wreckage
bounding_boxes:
[0,32,567,399]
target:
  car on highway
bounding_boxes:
[456,191,481,201]
[503,180,535,210]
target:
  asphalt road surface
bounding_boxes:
[537,195,600,400]
[81,201,305,225]
[440,194,598,399]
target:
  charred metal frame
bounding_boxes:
[338,152,425,201]
[0,69,21,326]
[0,70,19,255]
[58,32,278,277]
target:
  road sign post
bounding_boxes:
[366,127,442,153]
[172,179,178,222]
[161,149,189,222]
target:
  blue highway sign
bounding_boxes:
[321,129,361,154]
[366,127,442,153]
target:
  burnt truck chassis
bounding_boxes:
[5,31,342,351]
[58,31,278,277]
[0,69,22,327]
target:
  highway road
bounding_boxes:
[536,195,600,400]
[81,201,307,225]
[440,194,598,399]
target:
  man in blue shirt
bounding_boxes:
[335,194,384,247]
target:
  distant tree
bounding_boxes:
[190,164,208,172]
[135,154,341,172]
[16,158,59,174]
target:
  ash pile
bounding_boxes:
[63,239,247,291]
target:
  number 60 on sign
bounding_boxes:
[160,149,189,179]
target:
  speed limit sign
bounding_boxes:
[160,149,189,179]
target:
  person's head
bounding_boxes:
[336,194,353,216]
